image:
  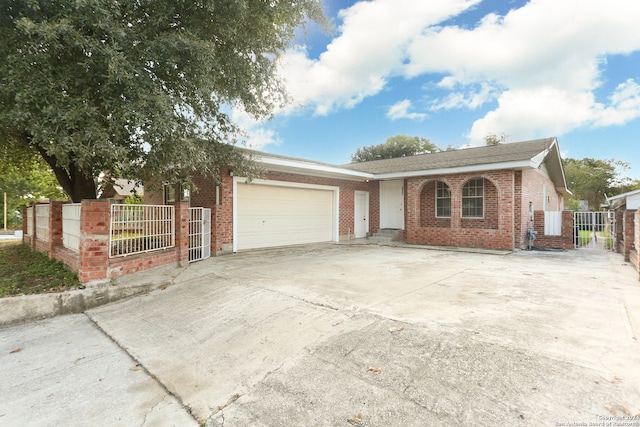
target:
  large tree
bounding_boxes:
[563,157,633,210]
[0,0,325,201]
[350,135,439,163]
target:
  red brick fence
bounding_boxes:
[21,202,640,283]
[531,210,574,250]
[22,200,190,283]
[622,209,640,280]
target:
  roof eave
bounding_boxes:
[258,155,375,181]
[532,138,571,195]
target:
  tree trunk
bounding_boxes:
[33,144,97,202]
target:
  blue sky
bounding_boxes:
[232,0,640,181]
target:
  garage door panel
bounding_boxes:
[236,182,336,251]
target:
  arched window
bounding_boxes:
[462,178,484,218]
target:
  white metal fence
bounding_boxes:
[574,211,616,251]
[109,204,175,258]
[35,204,50,242]
[189,207,211,262]
[62,203,82,252]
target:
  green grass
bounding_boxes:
[0,241,80,297]
[577,230,593,246]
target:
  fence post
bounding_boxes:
[48,201,64,259]
[22,205,28,246]
[173,201,190,267]
[78,199,110,283]
[29,202,37,249]
[561,211,573,249]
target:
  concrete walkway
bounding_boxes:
[2,244,640,426]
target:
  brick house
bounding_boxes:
[146,137,570,254]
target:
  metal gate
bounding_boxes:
[573,211,616,251]
[189,208,211,262]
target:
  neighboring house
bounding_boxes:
[99,179,143,201]
[145,137,570,254]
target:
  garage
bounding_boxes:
[234,179,338,251]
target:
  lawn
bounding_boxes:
[0,241,81,297]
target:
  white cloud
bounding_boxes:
[467,87,597,143]
[278,0,481,115]
[387,99,426,121]
[274,0,640,146]
[594,79,640,126]
[430,82,497,111]
[230,107,281,150]
[404,0,640,144]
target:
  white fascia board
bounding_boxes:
[608,188,640,202]
[373,160,535,180]
[258,156,374,180]
[530,150,548,168]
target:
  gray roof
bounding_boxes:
[241,137,569,193]
[342,138,557,174]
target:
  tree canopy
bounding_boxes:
[0,0,326,201]
[484,133,509,146]
[350,135,439,163]
[563,157,637,210]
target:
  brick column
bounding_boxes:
[30,202,37,249]
[404,178,419,243]
[78,200,110,283]
[48,201,64,259]
[623,210,635,262]
[615,210,624,253]
[450,184,462,230]
[173,201,190,267]
[561,210,574,249]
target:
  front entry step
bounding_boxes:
[367,229,405,245]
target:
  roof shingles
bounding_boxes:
[341,138,556,174]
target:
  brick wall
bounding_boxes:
[144,170,377,254]
[531,210,574,250]
[518,169,564,249]
[405,171,515,251]
[22,200,190,284]
[622,210,636,262]
[263,171,374,239]
[142,165,563,254]
[630,209,640,280]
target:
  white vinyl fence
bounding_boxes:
[62,203,82,252]
[35,204,50,242]
[109,204,175,257]
[544,211,562,236]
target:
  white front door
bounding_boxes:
[380,180,404,229]
[354,191,369,238]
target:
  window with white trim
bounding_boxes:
[462,178,484,218]
[436,181,451,218]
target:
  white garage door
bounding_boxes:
[235,180,337,251]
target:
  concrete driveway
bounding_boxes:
[4,244,640,426]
